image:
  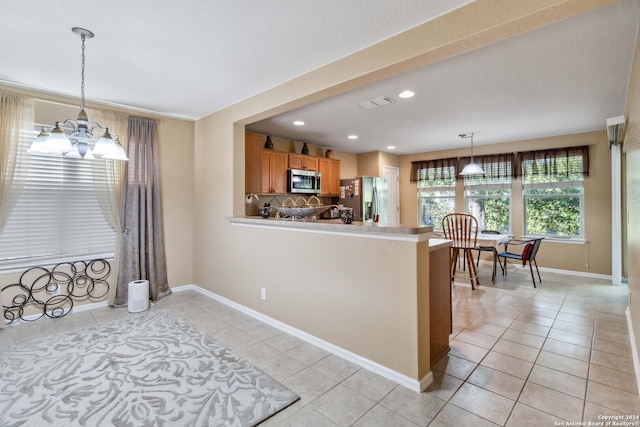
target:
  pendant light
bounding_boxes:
[28,28,128,161]
[459,133,484,176]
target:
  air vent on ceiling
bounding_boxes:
[357,96,396,110]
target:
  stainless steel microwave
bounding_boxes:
[288,169,321,194]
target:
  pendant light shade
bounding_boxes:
[460,162,484,175]
[459,133,484,176]
[45,122,73,154]
[65,142,95,159]
[27,127,56,156]
[92,129,129,160]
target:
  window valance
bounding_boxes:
[410,158,458,182]
[516,145,589,178]
[411,145,590,183]
[458,153,515,180]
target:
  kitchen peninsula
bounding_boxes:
[228,216,451,391]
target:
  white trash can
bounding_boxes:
[128,280,150,313]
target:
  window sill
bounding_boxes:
[0,253,115,275]
[521,236,586,245]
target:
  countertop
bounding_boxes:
[228,216,434,237]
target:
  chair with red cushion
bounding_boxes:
[498,237,544,287]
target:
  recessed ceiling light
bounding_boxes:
[398,90,414,98]
[387,145,396,150]
[293,120,305,126]
[348,135,358,140]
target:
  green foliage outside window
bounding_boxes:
[524,189,581,236]
[420,191,454,227]
[418,170,455,227]
[523,159,583,237]
[467,193,511,232]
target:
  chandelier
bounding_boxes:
[459,133,484,175]
[28,27,128,161]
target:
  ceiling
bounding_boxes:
[1,1,638,155]
[0,0,471,120]
[248,0,640,154]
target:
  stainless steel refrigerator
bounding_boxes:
[339,177,388,223]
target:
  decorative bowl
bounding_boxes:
[274,205,332,219]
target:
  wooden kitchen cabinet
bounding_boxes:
[288,153,317,171]
[245,132,287,194]
[261,150,287,193]
[429,243,452,364]
[318,158,340,196]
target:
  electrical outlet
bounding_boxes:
[261,288,267,301]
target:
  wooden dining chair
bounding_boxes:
[442,213,479,290]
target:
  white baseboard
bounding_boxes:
[173,284,430,392]
[626,306,640,396]
[477,259,614,281]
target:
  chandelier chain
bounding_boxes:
[80,33,86,111]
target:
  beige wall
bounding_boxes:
[624,17,640,370]
[357,152,381,176]
[356,151,401,177]
[399,130,612,275]
[192,0,616,378]
[157,115,195,286]
[0,86,195,305]
[228,225,430,378]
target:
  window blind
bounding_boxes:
[410,157,458,183]
[0,126,116,269]
[516,145,589,178]
[459,153,515,181]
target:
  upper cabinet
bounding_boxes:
[261,151,287,194]
[318,158,341,196]
[246,131,340,196]
[246,132,287,194]
[288,153,318,171]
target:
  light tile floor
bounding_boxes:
[1,265,639,426]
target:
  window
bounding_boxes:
[411,158,457,228]
[463,154,513,233]
[419,184,456,228]
[464,178,511,233]
[0,125,117,270]
[520,146,588,238]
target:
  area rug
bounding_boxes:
[0,309,299,426]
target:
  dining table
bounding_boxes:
[476,233,512,282]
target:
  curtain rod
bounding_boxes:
[0,84,168,124]
[36,98,166,125]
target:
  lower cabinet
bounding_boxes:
[430,244,452,364]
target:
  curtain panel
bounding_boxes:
[458,153,515,180]
[87,108,129,233]
[0,92,34,234]
[410,157,458,182]
[112,116,170,306]
[515,145,590,177]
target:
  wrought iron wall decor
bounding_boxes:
[2,259,111,325]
